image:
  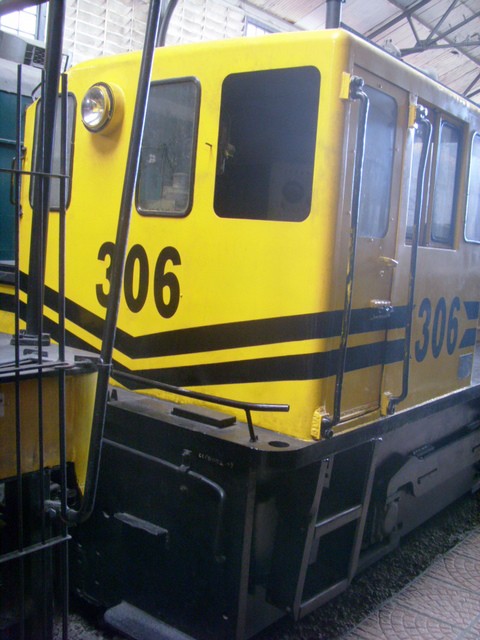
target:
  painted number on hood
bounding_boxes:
[96,242,181,318]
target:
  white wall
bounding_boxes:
[63,0,294,65]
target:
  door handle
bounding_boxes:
[370,299,393,319]
[378,256,398,268]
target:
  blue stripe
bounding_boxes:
[464,300,480,321]
[459,327,477,349]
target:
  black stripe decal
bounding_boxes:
[114,339,405,388]
[31,302,405,388]
[0,292,15,313]
[17,272,408,359]
[6,277,406,387]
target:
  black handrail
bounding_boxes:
[62,0,164,525]
[157,0,179,47]
[322,76,369,438]
[112,369,290,443]
[13,67,25,636]
[25,0,66,337]
[388,107,432,414]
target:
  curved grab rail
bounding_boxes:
[322,76,370,438]
[387,107,432,414]
[112,369,290,443]
[57,0,163,525]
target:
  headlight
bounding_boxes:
[81,82,124,134]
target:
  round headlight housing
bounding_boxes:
[81,83,116,133]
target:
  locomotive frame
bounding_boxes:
[1,7,480,640]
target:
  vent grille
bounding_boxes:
[63,0,246,65]
[24,42,46,67]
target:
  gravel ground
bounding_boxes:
[60,490,480,640]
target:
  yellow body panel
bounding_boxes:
[0,370,96,489]
[15,30,480,441]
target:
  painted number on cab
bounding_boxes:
[96,242,181,318]
[415,296,460,362]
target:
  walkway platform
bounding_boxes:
[342,527,480,639]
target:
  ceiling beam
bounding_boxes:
[367,0,432,40]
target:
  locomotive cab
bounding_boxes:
[5,27,480,640]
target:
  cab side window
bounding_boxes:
[405,107,462,248]
[431,122,461,245]
[30,95,76,210]
[214,66,320,222]
[465,133,480,243]
[137,79,200,217]
[358,86,397,238]
[406,120,430,241]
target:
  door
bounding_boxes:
[337,71,407,421]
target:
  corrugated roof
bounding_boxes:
[246,0,480,103]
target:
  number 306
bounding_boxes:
[96,242,181,319]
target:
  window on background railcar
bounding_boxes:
[430,121,461,246]
[405,118,431,242]
[136,79,200,217]
[465,133,480,243]
[358,86,397,238]
[30,95,76,210]
[214,66,320,222]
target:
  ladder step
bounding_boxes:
[298,578,349,619]
[104,602,195,640]
[314,504,362,539]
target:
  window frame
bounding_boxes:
[404,106,464,250]
[405,116,431,243]
[357,84,398,239]
[428,118,463,248]
[464,131,480,244]
[136,77,201,218]
[29,92,76,212]
[213,65,321,223]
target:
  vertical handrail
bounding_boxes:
[387,107,432,414]
[58,72,69,640]
[63,0,163,524]
[25,0,66,337]
[322,77,369,438]
[157,0,179,46]
[14,62,26,640]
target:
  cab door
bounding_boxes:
[336,71,407,421]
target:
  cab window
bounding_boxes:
[431,121,461,245]
[405,108,462,249]
[465,133,480,243]
[137,79,199,217]
[214,66,320,222]
[358,86,397,238]
[406,120,430,241]
[30,95,76,210]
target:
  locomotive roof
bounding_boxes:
[70,28,480,118]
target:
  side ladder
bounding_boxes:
[268,438,380,619]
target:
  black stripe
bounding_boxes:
[116,306,407,360]
[20,272,408,359]
[9,276,405,388]
[114,339,405,388]
[39,311,404,388]
[35,298,406,388]
[0,292,15,313]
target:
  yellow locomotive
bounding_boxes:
[2,24,480,640]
